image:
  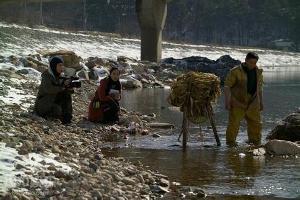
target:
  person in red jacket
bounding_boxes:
[88,67,121,123]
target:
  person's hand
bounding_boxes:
[64,79,71,88]
[231,97,247,109]
[112,93,121,100]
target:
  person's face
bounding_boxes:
[56,63,64,74]
[245,58,258,70]
[110,69,120,81]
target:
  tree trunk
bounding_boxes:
[83,0,87,31]
[40,0,43,25]
[23,0,27,23]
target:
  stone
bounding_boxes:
[47,165,56,171]
[172,181,181,186]
[119,114,143,127]
[21,57,48,72]
[42,50,82,69]
[152,133,161,138]
[148,123,174,129]
[117,56,137,63]
[267,111,300,142]
[15,163,26,170]
[54,170,65,179]
[153,80,164,87]
[111,126,120,132]
[141,115,152,122]
[122,177,135,185]
[120,76,143,89]
[15,156,23,161]
[112,174,122,182]
[33,135,43,143]
[148,113,156,118]
[124,168,136,176]
[150,185,169,193]
[52,145,61,154]
[141,129,149,135]
[193,188,207,198]
[136,174,145,184]
[89,162,98,172]
[94,154,103,161]
[6,141,17,148]
[0,120,5,126]
[162,55,241,83]
[252,147,266,156]
[9,55,21,66]
[85,57,106,68]
[91,190,103,200]
[16,69,29,75]
[265,140,300,155]
[159,178,169,187]
[18,140,33,155]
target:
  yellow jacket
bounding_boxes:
[225,64,263,108]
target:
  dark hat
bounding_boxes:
[109,66,119,74]
[50,56,64,77]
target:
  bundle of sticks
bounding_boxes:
[168,71,221,124]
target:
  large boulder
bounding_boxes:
[265,140,300,155]
[161,55,241,84]
[85,57,106,69]
[267,110,300,142]
[20,56,48,73]
[8,55,22,66]
[120,75,142,89]
[42,50,82,69]
[88,66,109,81]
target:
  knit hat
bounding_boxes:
[50,56,64,77]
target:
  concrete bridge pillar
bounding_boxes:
[136,0,167,62]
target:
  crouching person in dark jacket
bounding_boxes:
[34,57,73,124]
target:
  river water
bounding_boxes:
[102,67,300,199]
[0,22,299,199]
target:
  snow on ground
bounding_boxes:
[1,22,300,67]
[0,142,75,196]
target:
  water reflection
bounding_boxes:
[103,146,300,198]
[111,67,300,198]
[223,151,264,189]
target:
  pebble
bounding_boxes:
[51,145,61,154]
[152,133,161,138]
[91,190,103,200]
[122,177,136,185]
[159,178,169,187]
[89,162,98,172]
[15,163,26,170]
[239,153,246,158]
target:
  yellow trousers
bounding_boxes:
[226,98,262,146]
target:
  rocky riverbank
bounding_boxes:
[2,49,239,199]
[0,62,176,199]
[0,50,241,90]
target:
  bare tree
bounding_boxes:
[23,0,27,22]
[83,0,87,30]
[40,0,43,25]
